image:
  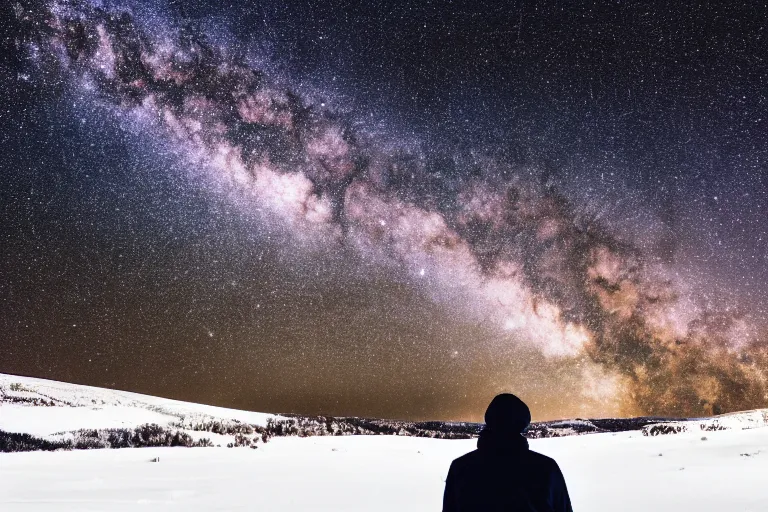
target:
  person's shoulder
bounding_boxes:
[525,449,561,470]
[450,449,483,468]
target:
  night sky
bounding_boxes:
[2,0,767,422]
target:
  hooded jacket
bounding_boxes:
[442,428,573,512]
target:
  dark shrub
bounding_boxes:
[0,430,71,452]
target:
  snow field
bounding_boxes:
[2,428,768,511]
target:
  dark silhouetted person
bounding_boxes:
[443,394,573,512]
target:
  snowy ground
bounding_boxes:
[2,429,768,511]
[2,374,768,511]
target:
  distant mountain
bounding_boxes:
[2,373,767,452]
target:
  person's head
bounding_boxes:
[484,393,531,433]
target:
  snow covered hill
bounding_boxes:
[2,373,768,511]
[0,373,280,448]
[643,409,768,436]
[0,373,277,428]
[3,373,768,446]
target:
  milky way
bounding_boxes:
[2,0,767,421]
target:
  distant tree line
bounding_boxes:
[1,413,686,452]
[0,424,213,452]
[1,431,70,452]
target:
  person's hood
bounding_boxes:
[484,393,531,432]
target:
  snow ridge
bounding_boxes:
[3,373,768,454]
